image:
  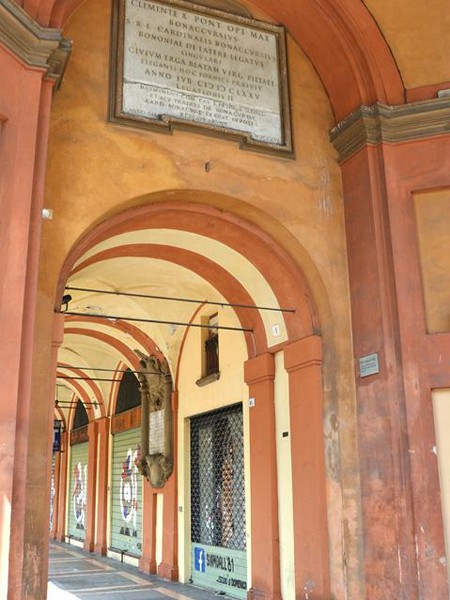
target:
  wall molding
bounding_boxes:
[330,97,450,162]
[0,0,71,87]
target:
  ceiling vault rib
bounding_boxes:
[58,310,253,332]
[64,285,296,313]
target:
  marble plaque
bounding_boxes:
[110,0,292,154]
[149,409,164,455]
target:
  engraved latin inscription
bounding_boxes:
[122,0,283,144]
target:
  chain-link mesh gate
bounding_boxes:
[191,403,246,551]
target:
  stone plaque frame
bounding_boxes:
[109,0,293,156]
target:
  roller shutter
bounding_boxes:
[67,442,88,541]
[110,427,143,555]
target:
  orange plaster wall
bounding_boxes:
[44,0,345,316]
[363,0,450,91]
[39,0,361,595]
[43,0,355,410]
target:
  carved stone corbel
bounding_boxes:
[135,351,174,488]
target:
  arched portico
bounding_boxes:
[3,0,449,596]
[51,198,331,598]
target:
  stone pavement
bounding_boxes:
[48,541,232,600]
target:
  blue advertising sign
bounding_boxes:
[194,547,206,572]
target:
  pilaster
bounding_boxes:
[329,100,450,597]
[244,353,280,600]
[157,390,179,581]
[84,420,98,553]
[139,483,158,575]
[284,336,330,599]
[94,417,110,555]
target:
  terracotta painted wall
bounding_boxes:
[0,43,58,598]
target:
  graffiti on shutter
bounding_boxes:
[111,427,143,555]
[68,442,88,541]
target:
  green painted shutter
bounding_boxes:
[110,428,143,555]
[67,442,88,541]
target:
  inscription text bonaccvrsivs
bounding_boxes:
[110,0,292,155]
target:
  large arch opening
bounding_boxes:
[50,199,331,598]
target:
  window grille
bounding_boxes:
[191,404,246,551]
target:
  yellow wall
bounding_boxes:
[274,351,295,599]
[177,305,250,581]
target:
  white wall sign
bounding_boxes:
[110,0,292,155]
[359,353,380,378]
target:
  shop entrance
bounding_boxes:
[190,404,247,599]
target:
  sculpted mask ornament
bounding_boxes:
[135,351,174,488]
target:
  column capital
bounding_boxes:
[244,353,275,385]
[330,97,450,163]
[284,336,322,373]
[0,0,71,87]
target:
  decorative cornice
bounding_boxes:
[330,97,450,163]
[0,0,71,87]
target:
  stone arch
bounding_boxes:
[57,199,320,349]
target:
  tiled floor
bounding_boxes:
[48,541,232,599]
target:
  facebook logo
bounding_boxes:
[194,547,206,572]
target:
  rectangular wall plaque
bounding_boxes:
[110,0,293,155]
[359,353,380,378]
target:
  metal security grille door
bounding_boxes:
[68,442,88,541]
[191,404,247,598]
[110,428,143,555]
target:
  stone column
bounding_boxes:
[244,353,281,600]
